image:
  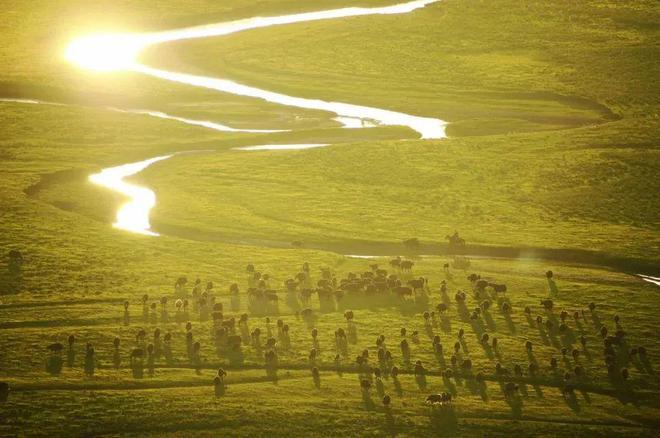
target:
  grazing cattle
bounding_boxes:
[400,260,414,271]
[425,392,452,406]
[403,238,420,249]
[360,379,371,392]
[390,257,402,269]
[454,291,466,302]
[227,335,242,350]
[489,283,507,293]
[300,308,313,320]
[221,318,236,330]
[446,232,465,248]
[467,273,480,283]
[375,269,388,278]
[361,271,375,280]
[475,279,489,292]
[317,279,331,289]
[0,382,8,402]
[408,278,425,291]
[393,286,413,298]
[175,276,188,289]
[265,338,277,349]
[48,343,64,353]
[504,382,519,398]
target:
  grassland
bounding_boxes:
[2,257,659,436]
[0,0,659,436]
[132,0,660,263]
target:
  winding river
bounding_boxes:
[71,0,446,236]
[3,1,656,285]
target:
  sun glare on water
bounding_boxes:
[65,34,147,71]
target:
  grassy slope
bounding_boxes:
[0,0,659,436]
[133,0,660,261]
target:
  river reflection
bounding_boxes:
[89,155,173,235]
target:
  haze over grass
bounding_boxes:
[0,0,658,436]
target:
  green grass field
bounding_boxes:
[1,0,659,436]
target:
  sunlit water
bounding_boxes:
[0,98,278,134]
[108,108,286,133]
[638,274,660,287]
[144,0,439,44]
[63,0,445,235]
[334,116,377,128]
[89,155,173,235]
[66,0,446,139]
[233,144,329,151]
[134,65,446,139]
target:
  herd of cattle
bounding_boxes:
[1,258,651,417]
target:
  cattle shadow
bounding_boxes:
[347,324,359,345]
[231,294,241,312]
[563,390,580,413]
[532,382,544,398]
[481,342,494,360]
[440,315,452,334]
[108,348,119,369]
[442,375,457,396]
[459,338,470,355]
[428,407,458,436]
[384,408,396,437]
[527,351,538,366]
[641,356,655,375]
[362,391,375,410]
[415,374,428,390]
[392,377,403,396]
[266,367,278,382]
[525,313,535,328]
[376,378,385,397]
[484,311,497,332]
[478,381,489,401]
[503,313,516,335]
[505,396,523,418]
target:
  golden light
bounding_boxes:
[65,34,147,72]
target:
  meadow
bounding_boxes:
[0,0,659,436]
